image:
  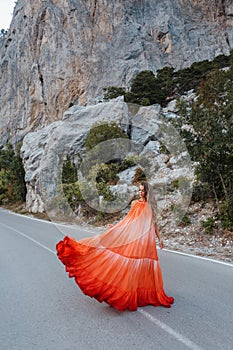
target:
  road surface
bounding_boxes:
[0,208,232,350]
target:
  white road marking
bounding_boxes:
[139,309,203,350]
[161,248,233,267]
[1,207,232,268]
[0,219,219,349]
[0,222,56,255]
[0,207,97,234]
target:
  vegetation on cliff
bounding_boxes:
[0,143,26,204]
[61,122,138,223]
[1,51,233,231]
[104,50,233,106]
[174,68,233,230]
[103,51,233,230]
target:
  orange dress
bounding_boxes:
[56,200,174,311]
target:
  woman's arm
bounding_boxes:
[154,223,164,249]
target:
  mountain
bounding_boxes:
[0,0,233,144]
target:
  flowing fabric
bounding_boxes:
[56,200,174,311]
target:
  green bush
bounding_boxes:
[104,50,233,107]
[61,123,138,219]
[62,155,78,184]
[180,213,191,226]
[96,181,116,202]
[0,143,26,204]
[62,182,84,207]
[118,155,139,171]
[141,97,151,106]
[171,179,179,189]
[103,86,126,100]
[170,204,191,226]
[191,181,212,202]
[84,121,128,152]
[95,163,119,185]
[129,70,166,105]
[175,67,233,229]
[218,199,233,230]
[201,217,216,234]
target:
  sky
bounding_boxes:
[0,0,16,29]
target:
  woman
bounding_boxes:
[56,181,174,311]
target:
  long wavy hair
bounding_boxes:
[139,181,157,222]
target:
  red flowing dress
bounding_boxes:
[56,200,174,311]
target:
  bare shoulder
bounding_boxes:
[131,199,138,207]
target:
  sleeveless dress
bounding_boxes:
[56,200,174,311]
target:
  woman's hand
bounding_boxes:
[154,224,164,249]
[159,237,164,249]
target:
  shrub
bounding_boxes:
[180,213,191,226]
[129,70,167,105]
[175,67,233,229]
[103,86,126,100]
[61,122,138,219]
[201,217,216,234]
[84,121,128,151]
[0,143,26,203]
[62,155,78,184]
[191,181,212,202]
[103,50,233,107]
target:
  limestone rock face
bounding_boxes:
[21,99,130,213]
[1,0,233,143]
[21,99,193,219]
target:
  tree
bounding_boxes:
[156,66,175,99]
[0,143,26,203]
[127,70,166,105]
[176,68,233,229]
[103,86,126,100]
[61,155,78,183]
[103,50,233,107]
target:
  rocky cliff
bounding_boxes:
[0,0,233,144]
[21,98,193,220]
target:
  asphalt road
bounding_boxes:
[0,208,232,350]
